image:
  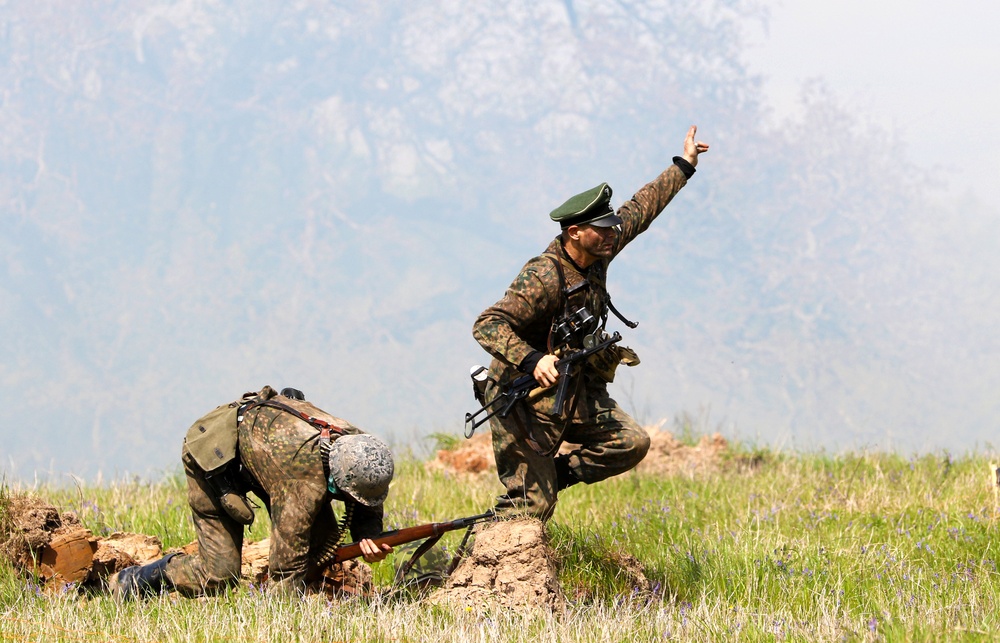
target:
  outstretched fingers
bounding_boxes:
[682,125,709,166]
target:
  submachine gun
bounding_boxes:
[464,330,622,437]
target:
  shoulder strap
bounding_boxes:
[543,253,639,330]
[250,399,348,441]
[541,252,567,291]
[242,398,347,487]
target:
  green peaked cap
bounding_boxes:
[548,182,622,228]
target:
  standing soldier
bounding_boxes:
[114,386,394,598]
[473,126,709,520]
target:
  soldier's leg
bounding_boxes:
[489,401,560,520]
[261,478,328,595]
[560,385,650,485]
[165,452,245,597]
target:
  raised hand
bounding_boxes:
[682,125,710,167]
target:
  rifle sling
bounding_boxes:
[393,534,443,585]
[446,524,478,576]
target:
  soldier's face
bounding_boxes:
[577,224,617,259]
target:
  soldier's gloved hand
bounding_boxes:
[533,354,560,388]
[359,538,392,563]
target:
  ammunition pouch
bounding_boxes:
[587,344,640,383]
[184,402,241,475]
[206,466,256,525]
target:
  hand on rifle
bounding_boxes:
[359,538,392,563]
[532,354,560,388]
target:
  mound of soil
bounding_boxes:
[428,518,565,611]
[0,494,102,585]
[640,429,729,477]
[1,493,368,597]
[427,427,730,478]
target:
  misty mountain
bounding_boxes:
[2,1,998,481]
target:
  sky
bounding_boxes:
[744,0,1000,212]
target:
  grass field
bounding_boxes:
[3,436,1000,642]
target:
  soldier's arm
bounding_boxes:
[472,261,558,369]
[613,125,709,254]
[349,502,384,542]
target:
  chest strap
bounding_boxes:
[240,398,347,486]
[541,252,638,331]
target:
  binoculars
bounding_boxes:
[551,306,597,348]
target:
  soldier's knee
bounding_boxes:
[202,556,242,593]
[623,426,651,466]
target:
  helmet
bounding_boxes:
[328,434,394,506]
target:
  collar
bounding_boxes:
[557,236,589,275]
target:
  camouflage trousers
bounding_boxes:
[166,405,340,597]
[487,378,650,520]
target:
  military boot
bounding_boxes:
[114,553,178,599]
[555,454,580,491]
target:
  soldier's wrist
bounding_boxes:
[672,156,696,178]
[519,351,544,374]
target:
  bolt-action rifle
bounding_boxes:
[316,511,496,584]
[464,331,622,436]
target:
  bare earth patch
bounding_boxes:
[426,427,730,478]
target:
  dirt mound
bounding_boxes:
[638,429,729,476]
[425,433,495,476]
[240,539,270,585]
[1,494,100,585]
[428,519,565,611]
[312,558,372,597]
[0,494,66,568]
[1,493,169,590]
[99,532,163,565]
[427,427,730,478]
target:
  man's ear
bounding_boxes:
[564,224,582,241]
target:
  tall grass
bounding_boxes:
[2,442,1000,641]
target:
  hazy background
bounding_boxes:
[2,1,997,482]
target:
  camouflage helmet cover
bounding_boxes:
[328,434,394,506]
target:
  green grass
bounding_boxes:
[3,441,1000,641]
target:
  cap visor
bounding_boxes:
[586,213,623,227]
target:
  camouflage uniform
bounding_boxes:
[473,161,693,519]
[165,394,384,597]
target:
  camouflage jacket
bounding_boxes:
[472,162,691,420]
[236,395,384,589]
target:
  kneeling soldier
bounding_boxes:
[114,386,394,598]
